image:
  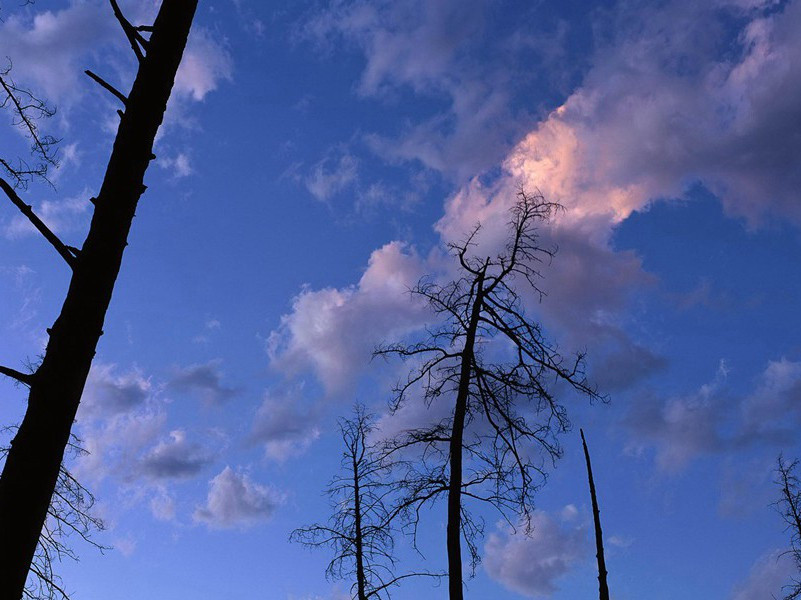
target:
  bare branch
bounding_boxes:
[84,70,128,106]
[0,365,34,386]
[0,178,77,268]
[108,0,147,61]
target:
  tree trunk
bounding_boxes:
[446,269,485,600]
[581,429,609,600]
[353,451,367,600]
[0,3,197,597]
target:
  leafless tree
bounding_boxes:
[0,61,59,189]
[774,455,801,600]
[375,189,603,600]
[1,431,107,600]
[581,429,609,600]
[291,406,439,600]
[0,2,199,597]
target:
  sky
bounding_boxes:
[1,0,800,598]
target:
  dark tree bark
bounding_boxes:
[581,429,609,600]
[0,2,198,597]
[774,455,801,600]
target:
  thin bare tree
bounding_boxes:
[291,406,439,599]
[775,455,801,600]
[0,2,198,597]
[0,61,59,189]
[581,429,609,600]
[376,189,603,600]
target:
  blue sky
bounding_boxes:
[1,0,800,598]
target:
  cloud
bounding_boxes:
[730,549,796,600]
[174,27,233,102]
[251,389,321,461]
[625,358,801,472]
[80,363,151,417]
[483,510,588,597]
[0,2,232,111]
[159,152,193,179]
[496,0,801,227]
[3,190,91,239]
[0,2,114,101]
[166,360,239,405]
[305,150,359,202]
[194,466,284,529]
[268,241,429,392]
[303,0,527,181]
[140,429,213,480]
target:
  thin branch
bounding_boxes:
[0,178,77,268]
[109,0,146,61]
[84,70,127,105]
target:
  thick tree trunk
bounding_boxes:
[446,270,485,600]
[581,429,609,600]
[0,3,197,597]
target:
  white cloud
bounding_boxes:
[194,466,284,529]
[305,151,359,202]
[730,549,796,600]
[483,510,588,597]
[268,241,429,392]
[251,389,320,462]
[175,27,233,102]
[3,190,91,239]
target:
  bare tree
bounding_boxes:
[581,429,609,600]
[376,189,603,600]
[291,406,439,599]
[0,61,59,189]
[774,455,801,600]
[0,2,198,596]
[1,432,106,600]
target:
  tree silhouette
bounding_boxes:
[0,61,59,189]
[581,429,609,600]
[291,406,439,599]
[1,432,107,600]
[775,455,801,600]
[0,2,199,596]
[376,190,603,600]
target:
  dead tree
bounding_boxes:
[0,61,59,189]
[376,190,603,600]
[0,2,198,597]
[291,407,438,599]
[580,429,609,600]
[2,432,107,600]
[774,456,801,600]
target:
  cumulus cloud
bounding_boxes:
[166,360,239,405]
[730,549,796,600]
[268,241,429,392]
[0,1,231,113]
[174,27,233,102]
[251,389,321,461]
[483,510,588,597]
[140,429,213,480]
[496,0,801,227]
[194,466,284,529]
[80,363,151,417]
[0,2,115,101]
